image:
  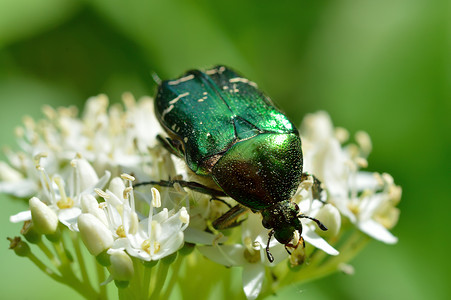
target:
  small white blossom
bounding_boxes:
[78,213,114,256]
[97,177,190,261]
[198,213,286,300]
[81,194,108,226]
[301,111,400,243]
[107,249,134,281]
[9,155,110,231]
[3,96,401,300]
[314,203,342,238]
[113,206,189,261]
[29,197,59,235]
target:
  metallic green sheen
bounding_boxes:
[154,66,298,175]
[211,133,303,210]
[154,66,326,262]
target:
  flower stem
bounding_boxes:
[95,258,107,299]
[37,240,59,266]
[27,251,63,281]
[161,254,183,299]
[274,230,370,291]
[142,264,152,296]
[313,230,370,279]
[133,258,146,298]
[32,246,99,299]
[70,232,90,285]
[149,261,170,300]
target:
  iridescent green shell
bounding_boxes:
[154,66,303,210]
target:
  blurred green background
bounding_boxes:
[0,0,449,299]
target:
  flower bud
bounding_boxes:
[21,220,41,244]
[81,194,108,226]
[108,249,134,282]
[0,161,23,182]
[78,213,113,256]
[108,177,126,201]
[29,197,58,235]
[8,236,30,257]
[71,157,99,191]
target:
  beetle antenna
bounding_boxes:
[298,214,328,231]
[266,229,275,263]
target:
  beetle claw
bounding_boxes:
[266,229,275,263]
[284,245,292,255]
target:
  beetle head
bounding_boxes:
[261,201,302,244]
[261,201,328,262]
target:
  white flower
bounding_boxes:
[29,197,59,235]
[292,179,340,256]
[0,150,39,198]
[198,207,333,300]
[1,95,165,199]
[78,213,114,256]
[98,177,190,261]
[9,155,110,231]
[3,95,401,299]
[107,249,134,282]
[300,111,400,243]
[122,93,164,152]
[81,194,108,226]
[113,206,189,261]
[314,203,342,238]
[198,213,286,300]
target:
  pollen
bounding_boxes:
[348,203,360,215]
[95,188,110,199]
[142,239,151,254]
[121,173,136,182]
[243,237,260,263]
[116,225,126,238]
[57,197,74,209]
[153,242,161,254]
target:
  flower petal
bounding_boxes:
[184,227,227,245]
[197,244,246,266]
[242,263,265,300]
[303,226,339,255]
[9,210,31,223]
[358,219,398,244]
[59,207,82,231]
[0,180,37,198]
[151,231,184,260]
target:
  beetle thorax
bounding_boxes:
[211,133,304,211]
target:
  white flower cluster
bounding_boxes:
[301,112,401,244]
[2,96,400,300]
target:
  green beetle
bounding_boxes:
[153,65,326,262]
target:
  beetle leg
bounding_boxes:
[298,214,328,231]
[212,204,249,229]
[209,196,233,209]
[285,232,304,253]
[135,179,228,198]
[266,229,275,263]
[157,135,185,158]
[300,236,305,248]
[284,245,292,255]
[301,172,326,203]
